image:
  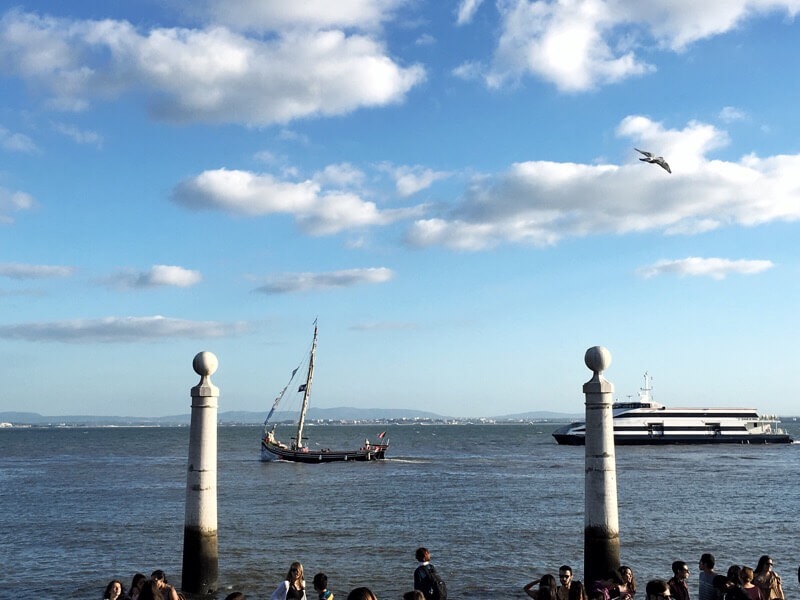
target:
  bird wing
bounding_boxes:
[634,148,653,158]
[655,158,671,173]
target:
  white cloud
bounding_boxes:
[105,265,202,289]
[254,267,394,294]
[313,163,366,188]
[0,315,249,343]
[0,9,425,125]
[380,163,451,197]
[0,125,38,153]
[172,168,425,235]
[483,0,800,92]
[457,0,486,25]
[197,0,407,32]
[52,122,103,147]
[0,263,75,279]
[0,187,36,223]
[637,257,774,279]
[718,106,746,123]
[405,115,800,250]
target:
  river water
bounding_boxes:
[1,423,798,599]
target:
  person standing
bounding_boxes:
[699,554,718,600]
[669,561,691,600]
[413,547,446,600]
[645,580,670,600]
[151,570,179,600]
[557,566,576,600]
[270,562,307,600]
[753,556,783,600]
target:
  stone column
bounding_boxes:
[583,346,620,587]
[181,351,219,595]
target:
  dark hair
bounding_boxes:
[313,573,329,591]
[538,575,558,600]
[104,580,125,599]
[131,573,146,592]
[727,565,742,585]
[415,547,430,562]
[620,566,636,594]
[700,554,715,569]
[568,581,588,600]
[403,592,425,600]
[560,566,574,575]
[712,575,731,592]
[138,580,164,600]
[346,587,377,600]
[645,579,669,597]
[672,561,688,575]
[151,570,166,582]
[224,593,246,600]
[755,556,772,574]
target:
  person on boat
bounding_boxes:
[151,570,180,600]
[313,572,334,600]
[753,556,783,600]
[103,579,125,600]
[413,547,446,600]
[698,554,719,600]
[270,562,307,600]
[668,561,691,600]
[644,580,669,600]
[524,574,558,600]
[740,567,764,600]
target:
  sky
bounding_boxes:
[1,0,800,418]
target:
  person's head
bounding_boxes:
[130,573,146,592]
[620,566,636,593]
[755,555,773,574]
[568,580,588,600]
[346,587,377,600]
[541,574,558,589]
[645,579,670,600]
[699,554,715,572]
[313,573,329,592]
[104,580,124,599]
[150,570,168,589]
[287,562,304,585]
[224,593,246,600]
[137,580,164,600]
[727,565,741,585]
[741,567,755,584]
[671,562,689,580]
[403,592,424,600]
[559,566,574,587]
[415,547,430,562]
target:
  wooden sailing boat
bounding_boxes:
[260,320,389,463]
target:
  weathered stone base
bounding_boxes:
[181,526,219,596]
[584,525,620,585]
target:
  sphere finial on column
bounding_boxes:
[193,351,218,377]
[584,346,611,374]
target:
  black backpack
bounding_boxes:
[423,564,447,600]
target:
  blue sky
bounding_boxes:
[1,0,799,418]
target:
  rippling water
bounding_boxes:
[1,423,799,599]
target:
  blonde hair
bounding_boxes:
[287,562,304,586]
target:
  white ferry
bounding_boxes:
[552,373,793,445]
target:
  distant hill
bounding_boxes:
[0,407,580,426]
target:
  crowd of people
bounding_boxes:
[101,550,799,600]
[101,547,446,600]
[522,553,795,600]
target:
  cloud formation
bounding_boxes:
[637,257,774,280]
[254,267,394,294]
[0,8,425,124]
[380,163,452,197]
[0,315,249,343]
[0,263,74,279]
[405,115,800,250]
[0,187,35,224]
[105,265,202,289]
[472,1,800,92]
[173,168,425,235]
[0,124,37,153]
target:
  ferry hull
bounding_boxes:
[553,431,793,446]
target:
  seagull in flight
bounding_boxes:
[635,148,671,173]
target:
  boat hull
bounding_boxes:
[261,440,388,463]
[553,431,793,446]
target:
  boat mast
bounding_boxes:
[295,320,317,450]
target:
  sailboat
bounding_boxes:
[260,320,389,463]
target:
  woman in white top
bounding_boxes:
[270,562,307,600]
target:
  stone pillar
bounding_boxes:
[181,351,219,596]
[583,346,620,587]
